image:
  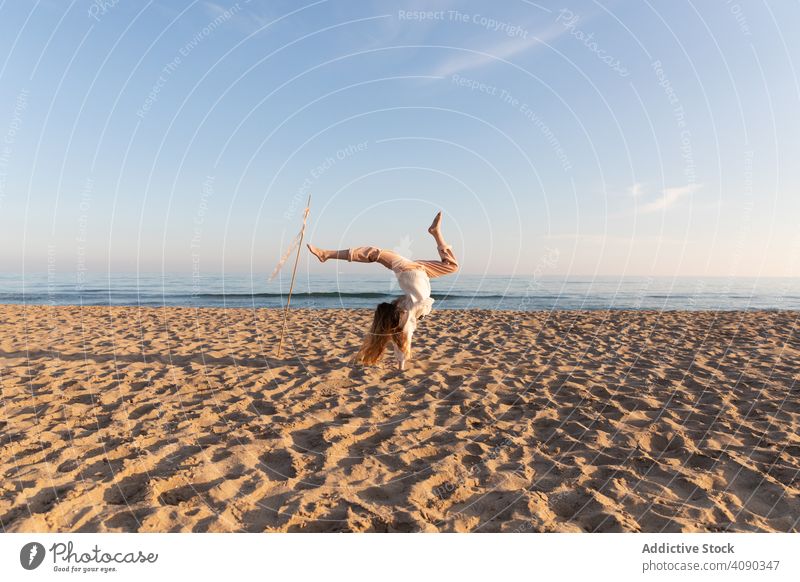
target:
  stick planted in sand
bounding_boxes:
[276,193,311,357]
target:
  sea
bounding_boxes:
[2,273,800,311]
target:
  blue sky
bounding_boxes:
[0,0,798,277]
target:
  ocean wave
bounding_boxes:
[191,292,510,300]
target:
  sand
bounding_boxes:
[1,304,798,532]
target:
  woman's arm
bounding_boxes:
[395,308,415,370]
[392,292,433,370]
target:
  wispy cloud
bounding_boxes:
[639,184,702,214]
[628,182,644,197]
[430,20,572,77]
[202,0,272,36]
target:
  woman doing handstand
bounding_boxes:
[307,212,458,370]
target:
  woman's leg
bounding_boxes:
[307,244,418,272]
[416,212,459,278]
[306,244,348,262]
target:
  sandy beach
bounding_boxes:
[1,304,798,532]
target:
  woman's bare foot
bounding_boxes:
[306,243,327,262]
[428,211,442,236]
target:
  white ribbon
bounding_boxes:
[269,204,310,281]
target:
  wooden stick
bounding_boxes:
[277,193,311,357]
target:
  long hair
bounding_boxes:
[356,300,408,365]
